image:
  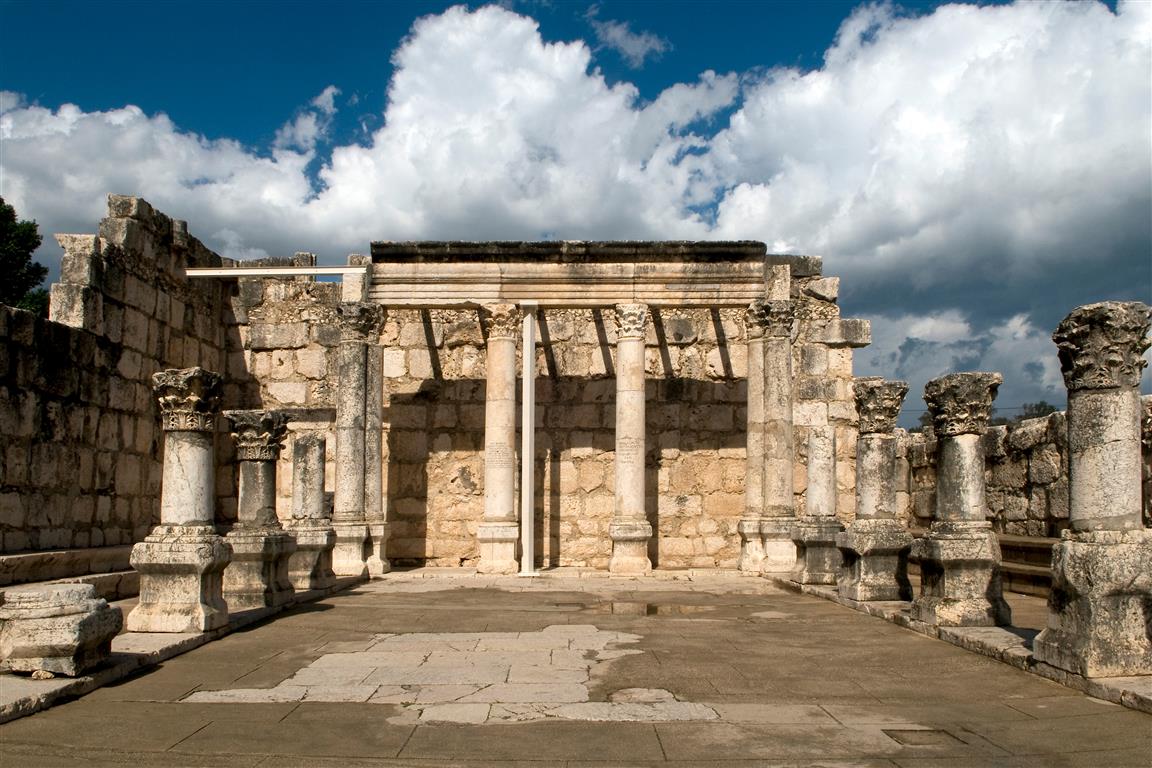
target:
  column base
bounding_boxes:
[609,520,653,575]
[760,518,797,573]
[909,523,1011,627]
[477,521,520,575]
[331,521,369,578]
[223,529,297,610]
[366,521,392,577]
[126,526,231,633]
[790,518,843,585]
[836,520,914,602]
[737,519,765,574]
[287,524,337,591]
[1033,529,1152,678]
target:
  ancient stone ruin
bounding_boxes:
[1,196,1150,705]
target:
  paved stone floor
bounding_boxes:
[1,573,1149,767]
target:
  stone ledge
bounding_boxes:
[766,576,1152,715]
[0,547,134,588]
[0,575,365,724]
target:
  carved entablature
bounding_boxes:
[1052,301,1151,391]
[854,377,909,435]
[336,302,382,342]
[615,304,648,340]
[481,303,521,341]
[153,367,222,432]
[225,410,289,461]
[923,372,1002,437]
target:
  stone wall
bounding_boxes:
[903,396,1152,536]
[1,196,232,555]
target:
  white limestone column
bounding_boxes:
[478,303,521,574]
[364,342,391,577]
[1035,301,1152,677]
[286,432,336,591]
[739,300,768,573]
[127,367,231,633]
[520,302,538,575]
[760,299,797,573]
[609,303,652,574]
[910,372,1011,627]
[332,302,380,578]
[222,410,295,609]
[790,426,842,584]
[837,378,913,601]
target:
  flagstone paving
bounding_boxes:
[1,572,1149,767]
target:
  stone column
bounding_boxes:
[332,302,380,577]
[790,426,842,584]
[478,303,521,574]
[364,343,391,577]
[127,368,231,633]
[1034,301,1152,677]
[286,432,336,591]
[760,300,797,572]
[222,410,296,609]
[610,303,653,574]
[909,372,1011,626]
[837,378,914,601]
[739,300,768,573]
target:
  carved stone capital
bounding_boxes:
[224,410,289,461]
[745,300,769,340]
[614,304,648,340]
[760,299,794,338]
[923,372,1002,437]
[854,377,908,434]
[1052,301,1151,391]
[153,367,222,432]
[336,302,382,342]
[481,303,521,341]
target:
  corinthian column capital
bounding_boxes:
[1053,301,1151,391]
[336,301,382,342]
[614,304,648,340]
[154,367,222,432]
[854,377,908,435]
[225,410,289,461]
[481,303,521,341]
[923,372,1002,437]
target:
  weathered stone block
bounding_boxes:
[249,322,309,350]
[909,527,1011,627]
[0,583,122,677]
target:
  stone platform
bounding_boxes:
[1,570,1148,767]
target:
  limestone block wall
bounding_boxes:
[903,395,1152,536]
[0,196,233,554]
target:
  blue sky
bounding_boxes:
[1,0,1149,423]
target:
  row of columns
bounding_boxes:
[128,368,337,633]
[790,300,1150,679]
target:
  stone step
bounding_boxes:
[0,570,139,603]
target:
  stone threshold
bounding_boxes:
[765,576,1152,716]
[0,575,364,724]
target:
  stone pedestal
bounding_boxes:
[286,432,336,590]
[760,300,796,573]
[792,426,842,585]
[332,302,381,578]
[610,304,652,574]
[739,301,768,573]
[910,372,1011,627]
[478,304,521,574]
[838,378,913,602]
[128,368,232,634]
[1034,301,1152,676]
[0,584,123,677]
[837,520,913,602]
[223,410,296,610]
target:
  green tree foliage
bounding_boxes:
[1019,400,1058,420]
[0,197,48,316]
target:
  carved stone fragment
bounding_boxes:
[0,584,122,677]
